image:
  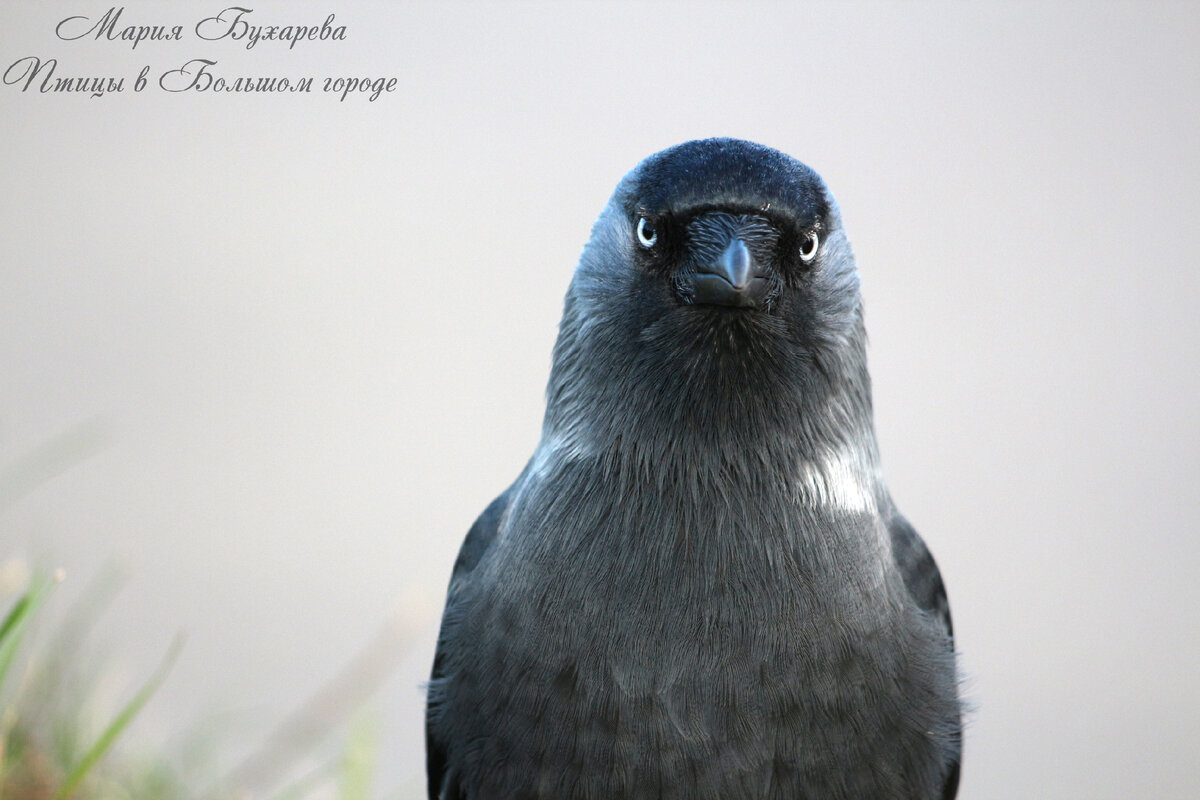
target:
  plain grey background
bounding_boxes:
[2,2,1198,798]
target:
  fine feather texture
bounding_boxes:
[427,138,961,799]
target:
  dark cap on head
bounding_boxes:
[628,138,829,232]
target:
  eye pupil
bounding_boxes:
[637,217,658,248]
[799,231,819,262]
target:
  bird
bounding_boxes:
[425,138,961,799]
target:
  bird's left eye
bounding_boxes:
[799,231,819,262]
[636,217,658,248]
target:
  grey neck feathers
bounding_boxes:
[536,289,885,517]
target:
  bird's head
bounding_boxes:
[544,139,874,461]
[624,139,834,312]
[570,138,862,347]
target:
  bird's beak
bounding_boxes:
[687,238,770,308]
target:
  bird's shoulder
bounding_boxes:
[448,481,516,585]
[887,509,953,641]
[886,509,960,799]
[427,481,517,800]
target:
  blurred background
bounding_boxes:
[2,2,1198,797]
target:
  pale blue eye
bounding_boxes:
[800,231,819,262]
[637,217,658,248]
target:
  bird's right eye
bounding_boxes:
[636,217,658,248]
[799,230,819,263]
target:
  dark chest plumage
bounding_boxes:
[428,459,958,799]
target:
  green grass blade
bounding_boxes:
[0,592,32,645]
[51,632,185,800]
[0,572,58,697]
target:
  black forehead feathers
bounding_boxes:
[629,138,828,230]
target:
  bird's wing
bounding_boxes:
[888,512,960,799]
[426,484,515,800]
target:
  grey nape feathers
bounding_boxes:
[426,138,961,800]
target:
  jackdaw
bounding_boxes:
[426,138,961,799]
